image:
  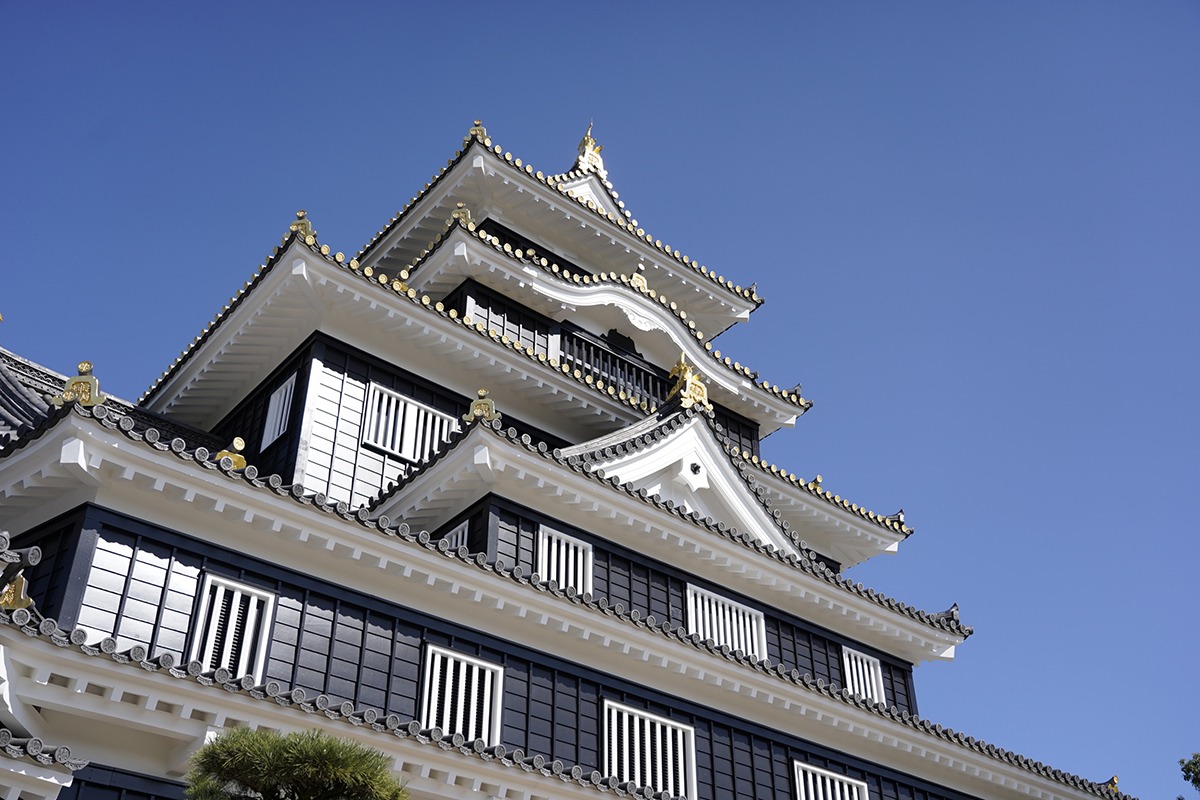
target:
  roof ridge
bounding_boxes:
[354,122,764,308]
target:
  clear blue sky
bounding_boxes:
[2,3,1197,798]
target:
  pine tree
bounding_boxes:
[185,727,408,800]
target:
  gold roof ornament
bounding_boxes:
[463,388,501,423]
[451,202,474,226]
[667,354,712,412]
[50,361,103,408]
[0,574,32,611]
[215,436,248,469]
[575,121,607,177]
[1100,777,1118,792]
[629,263,648,292]
[469,120,488,139]
[289,210,314,239]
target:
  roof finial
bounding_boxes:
[50,361,103,408]
[575,121,606,176]
[451,202,474,226]
[463,388,501,423]
[289,210,315,240]
[469,120,488,140]
[666,354,712,412]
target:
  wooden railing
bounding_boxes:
[559,325,669,408]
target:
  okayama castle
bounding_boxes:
[0,123,1130,800]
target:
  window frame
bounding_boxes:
[361,382,460,464]
[261,373,296,449]
[685,583,768,659]
[841,646,887,705]
[793,761,869,800]
[603,699,697,799]
[420,645,504,745]
[536,525,594,595]
[188,574,275,683]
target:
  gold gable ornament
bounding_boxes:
[463,389,501,424]
[289,210,314,238]
[575,122,606,176]
[451,202,474,226]
[667,354,712,412]
[629,263,648,292]
[215,437,248,470]
[50,361,103,408]
[0,574,32,611]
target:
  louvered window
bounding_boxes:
[261,373,296,448]
[442,521,470,550]
[189,576,274,682]
[841,647,887,704]
[536,526,593,594]
[362,383,459,463]
[604,701,696,799]
[685,584,767,659]
[421,646,503,744]
[794,762,869,800]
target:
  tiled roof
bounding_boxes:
[354,122,764,308]
[0,351,50,440]
[141,221,803,423]
[0,725,87,772]
[367,214,810,411]
[0,348,224,451]
[369,411,968,640]
[562,399,907,539]
[0,433,1128,800]
[730,442,913,536]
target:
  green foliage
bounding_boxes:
[1183,753,1200,794]
[185,727,407,800]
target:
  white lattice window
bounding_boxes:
[685,584,767,659]
[421,645,503,744]
[363,383,459,463]
[604,701,696,799]
[189,575,274,682]
[794,762,869,800]
[441,521,470,550]
[536,526,593,594]
[841,647,887,704]
[261,373,296,448]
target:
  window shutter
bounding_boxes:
[604,701,695,799]
[261,373,296,448]
[536,526,593,595]
[421,645,503,744]
[841,648,887,705]
[363,384,459,463]
[685,584,767,659]
[794,762,868,800]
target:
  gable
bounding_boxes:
[556,173,623,220]
[580,416,800,556]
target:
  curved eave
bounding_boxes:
[730,448,912,569]
[356,133,760,331]
[373,419,971,661]
[404,224,807,433]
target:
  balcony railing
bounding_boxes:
[559,325,669,409]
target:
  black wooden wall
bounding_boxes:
[480,497,916,712]
[22,504,939,800]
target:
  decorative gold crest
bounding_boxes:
[463,388,501,423]
[0,574,32,611]
[469,120,488,139]
[50,361,103,408]
[289,210,314,238]
[667,354,712,412]
[215,436,248,469]
[629,264,648,292]
[451,202,474,226]
[575,122,606,176]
